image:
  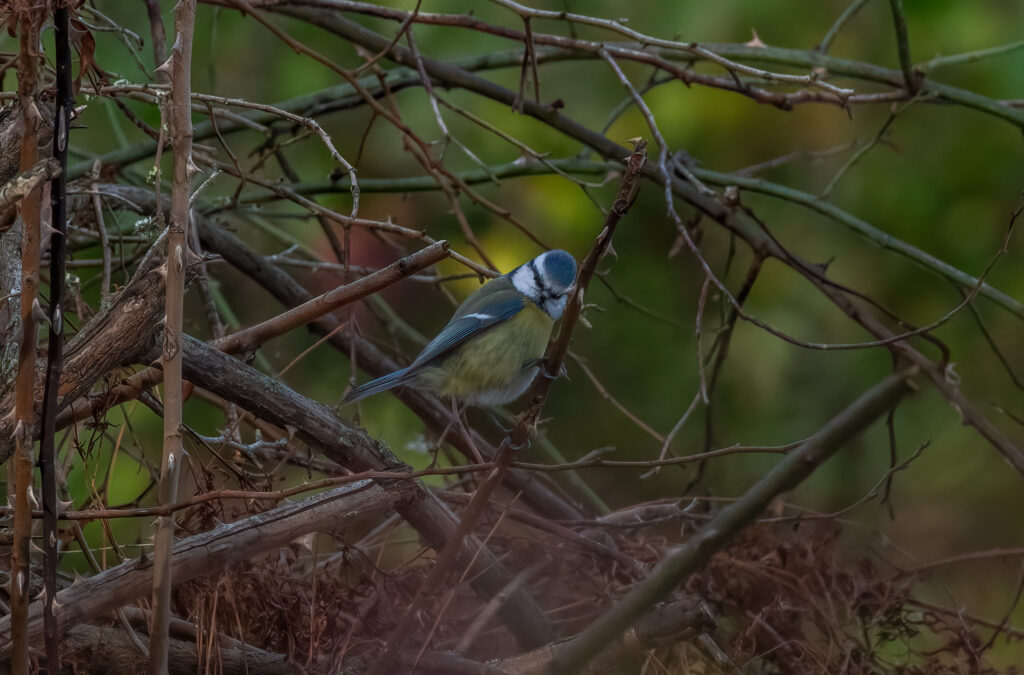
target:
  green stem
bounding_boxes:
[228,157,1024,321]
[544,370,914,674]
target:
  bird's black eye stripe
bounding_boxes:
[528,258,558,310]
[528,259,547,295]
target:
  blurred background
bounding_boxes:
[3,0,1023,668]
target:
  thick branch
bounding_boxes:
[0,249,167,462]
[63,624,299,675]
[0,479,411,659]
[175,335,553,648]
[11,14,44,672]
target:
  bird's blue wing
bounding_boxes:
[409,295,524,369]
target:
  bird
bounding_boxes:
[343,249,578,406]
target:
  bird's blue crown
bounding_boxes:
[539,250,577,293]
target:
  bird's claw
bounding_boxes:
[542,362,570,381]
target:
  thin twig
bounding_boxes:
[922,39,1024,72]
[887,0,919,93]
[817,0,872,53]
[90,160,113,299]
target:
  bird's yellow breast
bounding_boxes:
[416,303,553,404]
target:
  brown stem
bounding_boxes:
[10,11,44,675]
[143,0,170,75]
[150,1,196,671]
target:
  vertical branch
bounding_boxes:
[38,4,73,672]
[150,1,196,672]
[9,10,43,675]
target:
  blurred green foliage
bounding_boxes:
[3,0,1023,666]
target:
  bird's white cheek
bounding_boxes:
[511,266,540,298]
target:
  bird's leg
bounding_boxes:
[450,397,486,466]
[523,358,569,381]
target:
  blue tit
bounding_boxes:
[343,249,578,406]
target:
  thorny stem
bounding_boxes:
[0,3,1019,671]
[38,6,73,672]
[150,1,196,672]
[10,10,44,675]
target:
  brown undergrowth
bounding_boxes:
[164,518,1007,673]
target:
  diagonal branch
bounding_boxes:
[174,335,554,648]
[0,479,413,659]
[543,369,916,673]
[295,10,1024,476]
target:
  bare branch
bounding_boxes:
[38,7,74,670]
[0,479,412,659]
[544,370,915,673]
[10,12,45,673]
[150,1,197,670]
[817,0,872,53]
[0,158,60,215]
[887,0,920,93]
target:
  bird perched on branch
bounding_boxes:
[343,249,578,406]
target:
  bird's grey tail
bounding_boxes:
[342,367,412,404]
